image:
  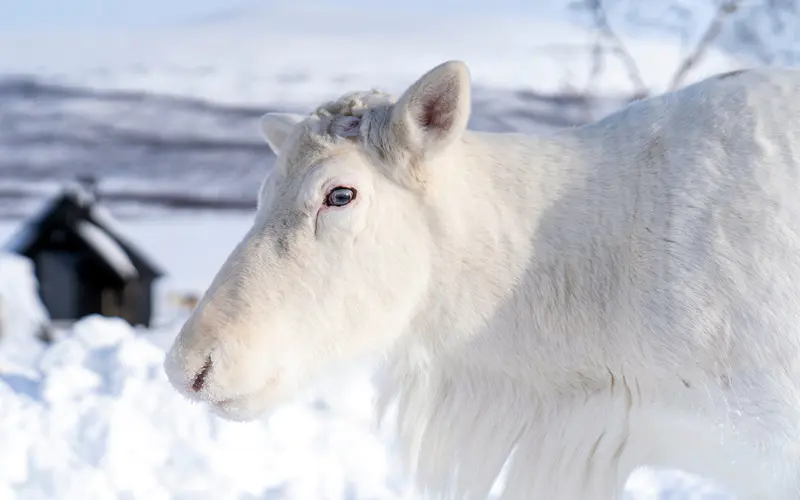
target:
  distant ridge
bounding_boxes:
[0,75,621,220]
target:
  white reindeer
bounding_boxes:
[164,61,800,499]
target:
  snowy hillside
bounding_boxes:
[0,78,623,219]
[0,3,741,105]
[0,3,742,220]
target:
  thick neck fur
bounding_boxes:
[408,128,641,382]
[378,128,647,499]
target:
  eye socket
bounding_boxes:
[325,187,357,207]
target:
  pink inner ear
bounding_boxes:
[420,77,457,131]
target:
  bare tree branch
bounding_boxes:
[667,0,742,91]
[583,0,649,98]
[559,0,798,120]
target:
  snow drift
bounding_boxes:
[0,253,51,358]
[0,243,729,499]
[0,314,412,500]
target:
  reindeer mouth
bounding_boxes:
[204,374,285,422]
[163,341,287,422]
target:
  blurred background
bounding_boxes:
[0,0,798,498]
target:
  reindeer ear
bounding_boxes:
[259,113,304,155]
[391,60,471,156]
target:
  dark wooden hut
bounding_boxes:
[5,183,164,328]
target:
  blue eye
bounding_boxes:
[325,187,356,207]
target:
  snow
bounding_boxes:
[3,196,60,253]
[74,221,139,280]
[88,204,165,277]
[4,183,102,254]
[0,215,734,499]
[0,252,51,370]
[0,314,409,500]
[2,184,164,281]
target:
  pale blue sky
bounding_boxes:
[0,0,253,31]
[0,0,554,32]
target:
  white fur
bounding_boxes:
[164,61,800,499]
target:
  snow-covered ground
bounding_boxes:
[0,215,733,499]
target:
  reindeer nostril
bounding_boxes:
[192,357,212,392]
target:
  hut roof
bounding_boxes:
[5,183,165,281]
